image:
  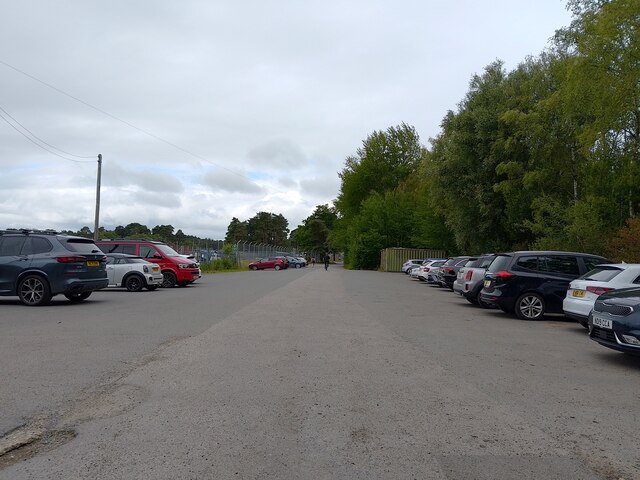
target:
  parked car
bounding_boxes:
[588,287,640,356]
[104,253,163,291]
[402,259,425,274]
[480,251,611,320]
[96,239,201,288]
[414,259,446,281]
[286,256,306,268]
[0,229,108,306]
[438,256,475,290]
[249,257,287,271]
[454,254,496,306]
[564,264,640,328]
[423,260,446,284]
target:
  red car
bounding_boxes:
[249,257,287,271]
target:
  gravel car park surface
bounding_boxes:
[1,267,638,479]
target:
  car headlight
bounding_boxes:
[177,263,193,269]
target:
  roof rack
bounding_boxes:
[0,228,59,235]
[97,238,162,243]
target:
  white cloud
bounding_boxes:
[0,0,572,238]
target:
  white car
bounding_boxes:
[563,264,640,328]
[414,260,446,281]
[105,253,164,291]
[402,259,425,274]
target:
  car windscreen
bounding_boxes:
[63,238,103,253]
[156,244,181,257]
[486,255,511,273]
[579,266,624,282]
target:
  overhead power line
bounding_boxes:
[0,106,96,163]
[0,58,272,187]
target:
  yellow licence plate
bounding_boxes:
[86,261,100,267]
[572,290,586,297]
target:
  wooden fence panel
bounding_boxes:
[380,247,447,272]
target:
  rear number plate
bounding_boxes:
[86,261,100,267]
[572,290,586,297]
[592,315,612,330]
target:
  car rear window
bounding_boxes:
[465,258,483,268]
[579,266,624,282]
[63,238,102,253]
[486,255,512,273]
[478,255,496,268]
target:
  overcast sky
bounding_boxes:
[0,1,573,239]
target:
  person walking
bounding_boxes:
[323,254,330,271]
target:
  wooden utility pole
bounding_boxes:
[93,154,102,241]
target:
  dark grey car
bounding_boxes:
[0,230,108,306]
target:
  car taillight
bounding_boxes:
[494,271,514,279]
[423,267,430,272]
[443,267,454,274]
[466,271,473,281]
[586,286,614,295]
[56,256,86,263]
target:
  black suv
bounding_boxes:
[0,230,108,306]
[480,251,610,320]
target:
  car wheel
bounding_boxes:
[251,265,258,271]
[125,275,144,292]
[274,265,281,271]
[515,293,545,320]
[295,264,301,269]
[18,275,52,306]
[64,291,92,303]
[162,271,177,288]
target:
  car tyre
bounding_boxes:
[295,264,301,269]
[64,291,92,302]
[251,265,258,271]
[162,271,177,288]
[125,275,144,292]
[18,275,52,306]
[515,292,545,320]
[274,265,281,271]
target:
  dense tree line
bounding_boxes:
[334,0,640,269]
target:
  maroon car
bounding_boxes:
[249,257,287,271]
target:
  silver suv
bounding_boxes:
[0,229,108,306]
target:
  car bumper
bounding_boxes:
[562,297,594,321]
[59,278,109,294]
[479,288,515,311]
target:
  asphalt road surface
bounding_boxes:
[1,266,639,479]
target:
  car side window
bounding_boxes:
[633,275,640,284]
[540,255,580,276]
[20,237,52,255]
[512,256,538,272]
[106,257,115,264]
[583,257,606,271]
[139,245,156,258]
[0,237,26,256]
[121,245,136,255]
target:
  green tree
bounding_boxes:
[224,217,248,242]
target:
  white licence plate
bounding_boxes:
[592,315,612,330]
